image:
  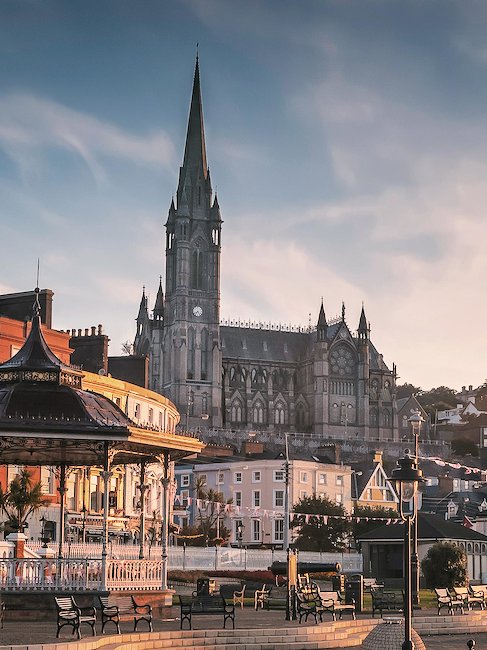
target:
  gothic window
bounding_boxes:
[370,407,378,426]
[382,408,392,427]
[191,249,205,290]
[274,401,286,425]
[370,379,379,401]
[201,329,208,381]
[231,399,243,423]
[202,393,208,415]
[187,328,195,379]
[329,345,356,377]
[295,403,307,429]
[252,400,265,424]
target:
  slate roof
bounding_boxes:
[221,326,312,363]
[358,512,487,542]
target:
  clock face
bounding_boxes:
[193,305,203,317]
[330,346,355,376]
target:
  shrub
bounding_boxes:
[421,542,467,589]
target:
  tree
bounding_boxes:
[291,495,350,552]
[451,438,479,457]
[421,542,467,589]
[418,386,458,420]
[121,340,134,355]
[396,383,422,399]
[351,505,399,545]
[0,469,50,534]
[193,477,231,546]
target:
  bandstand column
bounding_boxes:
[160,453,174,605]
[138,461,148,560]
[101,444,113,592]
[57,464,67,559]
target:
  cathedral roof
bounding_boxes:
[221,326,310,362]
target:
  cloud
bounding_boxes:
[0,93,176,184]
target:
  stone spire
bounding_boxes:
[317,299,327,341]
[153,277,164,322]
[358,303,369,340]
[177,55,208,205]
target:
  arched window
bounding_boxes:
[296,403,307,429]
[274,402,286,425]
[231,399,243,423]
[252,401,264,424]
[187,328,195,379]
[370,407,378,426]
[201,329,208,380]
[382,408,392,427]
[191,249,205,289]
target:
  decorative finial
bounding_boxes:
[33,259,41,318]
[196,42,199,62]
[342,301,346,321]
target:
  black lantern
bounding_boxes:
[39,516,50,548]
[390,454,424,650]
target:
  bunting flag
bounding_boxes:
[182,496,400,524]
[419,454,485,476]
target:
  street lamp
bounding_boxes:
[390,454,424,650]
[409,411,424,606]
[283,433,290,550]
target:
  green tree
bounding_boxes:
[351,505,399,545]
[193,477,231,546]
[396,383,422,399]
[418,386,458,420]
[451,438,479,457]
[421,542,467,589]
[0,469,50,534]
[291,495,350,552]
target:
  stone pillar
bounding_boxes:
[6,532,26,558]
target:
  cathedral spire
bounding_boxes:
[178,55,208,202]
[153,277,164,321]
[358,303,369,340]
[317,299,327,342]
[136,286,148,322]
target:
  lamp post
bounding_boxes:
[409,411,424,607]
[390,454,424,650]
[283,433,290,550]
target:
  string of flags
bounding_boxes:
[419,454,486,477]
[173,494,400,524]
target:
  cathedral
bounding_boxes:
[134,58,398,441]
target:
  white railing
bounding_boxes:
[26,543,362,573]
[0,558,102,591]
[108,559,163,591]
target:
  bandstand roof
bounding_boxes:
[0,291,204,466]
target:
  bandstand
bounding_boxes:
[0,290,204,613]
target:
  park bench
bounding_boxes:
[179,594,235,630]
[220,583,246,608]
[434,588,465,615]
[98,595,152,633]
[453,586,484,610]
[371,587,403,617]
[470,585,487,605]
[319,590,356,621]
[55,596,96,640]
[296,589,322,624]
[239,581,273,610]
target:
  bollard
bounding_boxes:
[467,640,475,649]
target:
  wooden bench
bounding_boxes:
[319,590,356,621]
[98,595,152,633]
[470,585,487,607]
[296,590,322,624]
[179,594,235,630]
[371,588,403,617]
[434,588,465,615]
[453,586,484,610]
[220,583,246,608]
[55,596,96,640]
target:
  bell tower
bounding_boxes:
[162,57,222,428]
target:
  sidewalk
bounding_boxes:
[0,605,484,649]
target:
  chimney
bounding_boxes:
[243,440,264,455]
[373,450,383,464]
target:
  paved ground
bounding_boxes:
[0,606,484,649]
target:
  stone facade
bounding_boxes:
[134,58,398,442]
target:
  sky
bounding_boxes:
[1,0,486,392]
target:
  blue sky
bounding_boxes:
[1,0,486,391]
